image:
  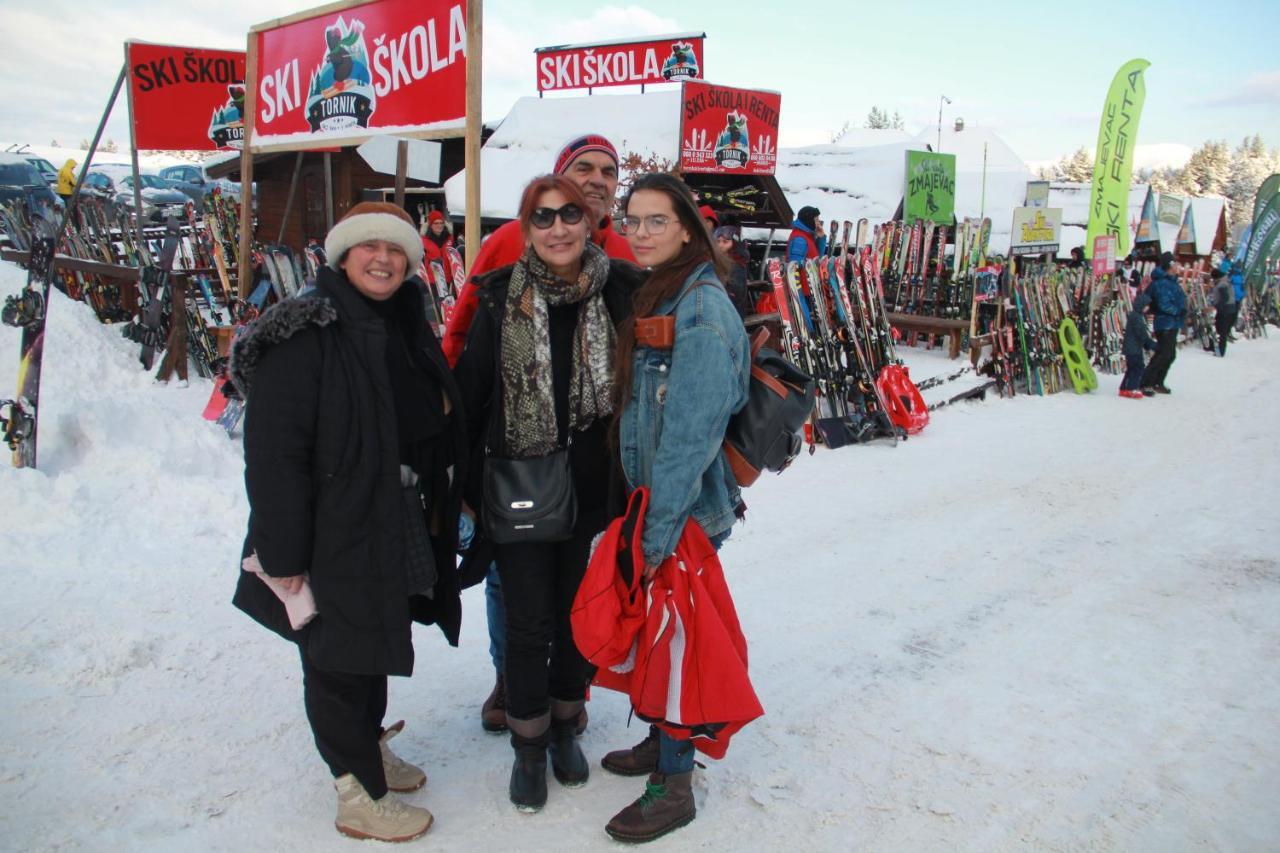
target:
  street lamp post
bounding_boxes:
[937,95,952,152]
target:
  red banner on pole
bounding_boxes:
[679,81,780,176]
[534,33,704,93]
[251,0,467,150]
[127,42,246,151]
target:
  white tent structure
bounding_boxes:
[773,124,1034,253]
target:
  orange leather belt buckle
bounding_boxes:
[634,315,675,349]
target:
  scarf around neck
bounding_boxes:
[500,241,615,458]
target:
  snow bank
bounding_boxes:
[2,259,1278,850]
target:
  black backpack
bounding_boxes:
[723,328,816,486]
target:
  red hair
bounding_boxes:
[516,174,592,239]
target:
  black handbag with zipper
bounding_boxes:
[482,446,577,544]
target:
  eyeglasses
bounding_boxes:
[620,214,672,236]
[529,204,585,229]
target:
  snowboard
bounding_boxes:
[1,236,57,468]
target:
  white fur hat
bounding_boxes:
[325,201,424,270]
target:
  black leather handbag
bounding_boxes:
[482,447,577,544]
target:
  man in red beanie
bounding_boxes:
[440,134,633,366]
[446,133,634,736]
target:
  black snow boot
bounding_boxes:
[508,726,549,812]
[549,715,589,787]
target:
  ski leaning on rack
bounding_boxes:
[1,235,57,468]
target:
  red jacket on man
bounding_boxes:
[441,218,635,366]
[571,488,763,759]
[421,233,455,285]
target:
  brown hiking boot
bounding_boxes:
[481,673,507,733]
[601,725,659,776]
[604,771,695,843]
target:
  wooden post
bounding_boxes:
[123,43,147,256]
[464,0,483,272]
[278,151,305,245]
[56,66,126,242]
[393,139,408,208]
[324,152,334,230]
[237,31,259,297]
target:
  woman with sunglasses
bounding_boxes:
[454,174,642,812]
[600,173,751,843]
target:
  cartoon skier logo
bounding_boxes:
[208,85,246,150]
[660,41,699,81]
[713,111,750,169]
[304,17,376,133]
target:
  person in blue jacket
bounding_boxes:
[1211,260,1244,356]
[785,206,826,327]
[1119,292,1158,398]
[1139,252,1186,395]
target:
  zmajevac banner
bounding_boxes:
[1085,58,1150,258]
[903,150,955,225]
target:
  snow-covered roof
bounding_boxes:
[829,128,912,148]
[1047,181,1149,258]
[444,92,680,219]
[776,125,1033,252]
[1178,196,1227,256]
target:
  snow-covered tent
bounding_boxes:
[1047,181,1148,259]
[774,124,1033,253]
[444,92,680,222]
[1176,196,1228,258]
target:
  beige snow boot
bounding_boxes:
[379,720,427,792]
[334,773,433,842]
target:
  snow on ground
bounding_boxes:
[1,260,1278,851]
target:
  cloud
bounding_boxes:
[1193,70,1280,108]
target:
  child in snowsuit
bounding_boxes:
[1120,292,1158,399]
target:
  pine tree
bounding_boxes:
[102,139,119,154]
[891,110,905,131]
[1177,140,1231,196]
[1064,147,1094,182]
[79,139,91,150]
[865,106,889,129]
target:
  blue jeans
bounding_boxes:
[656,528,728,776]
[460,514,505,673]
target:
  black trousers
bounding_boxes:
[299,647,389,799]
[1215,305,1238,355]
[495,526,598,722]
[1121,352,1146,391]
[1141,328,1178,388]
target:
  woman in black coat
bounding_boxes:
[230,201,467,843]
[454,174,641,813]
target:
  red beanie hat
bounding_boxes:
[554,133,619,175]
[427,209,446,225]
[699,205,719,227]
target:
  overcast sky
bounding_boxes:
[2,0,1277,164]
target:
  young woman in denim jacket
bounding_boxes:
[600,173,751,843]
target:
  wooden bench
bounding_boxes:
[886,312,968,359]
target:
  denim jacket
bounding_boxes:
[619,261,751,566]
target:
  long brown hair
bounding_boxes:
[612,173,733,415]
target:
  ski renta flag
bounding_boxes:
[1243,192,1280,287]
[1085,58,1150,259]
[903,150,956,226]
[679,81,780,176]
[126,42,247,151]
[249,0,466,151]
[535,33,705,93]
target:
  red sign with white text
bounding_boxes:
[127,42,247,151]
[535,34,704,93]
[679,81,780,176]
[252,0,466,149]
[1092,234,1117,277]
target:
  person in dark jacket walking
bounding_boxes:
[1119,292,1158,398]
[1139,252,1186,395]
[230,201,467,843]
[714,223,752,319]
[1212,261,1244,356]
[453,174,642,813]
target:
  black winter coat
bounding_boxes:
[229,268,468,677]
[453,259,644,587]
[1123,292,1158,360]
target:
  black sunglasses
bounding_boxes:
[529,204,585,230]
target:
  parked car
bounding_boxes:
[158,164,208,213]
[0,153,63,221]
[81,165,189,224]
[24,156,59,188]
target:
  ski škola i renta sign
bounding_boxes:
[126,42,247,151]
[1085,58,1149,258]
[679,81,780,176]
[903,150,956,225]
[1009,207,1063,256]
[250,0,466,150]
[534,33,705,93]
